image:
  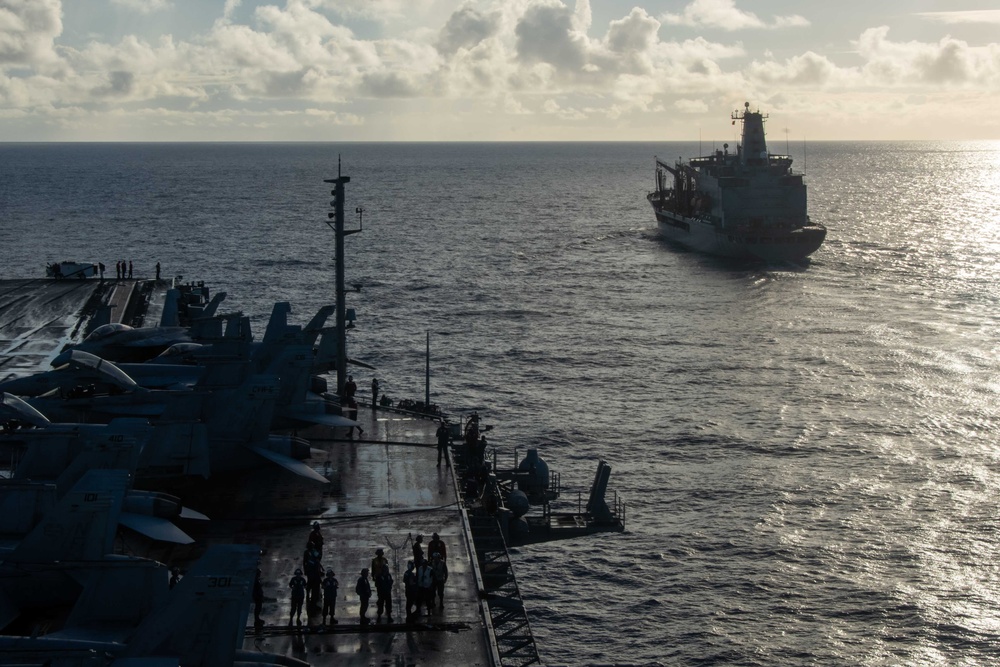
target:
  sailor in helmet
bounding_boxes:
[321,569,339,627]
[356,568,372,625]
[289,567,307,626]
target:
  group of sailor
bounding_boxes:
[284,525,450,628]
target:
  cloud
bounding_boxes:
[747,51,841,86]
[855,26,1000,86]
[661,0,808,31]
[436,4,501,56]
[674,98,708,113]
[222,0,242,22]
[916,10,1000,25]
[93,70,135,96]
[606,7,659,54]
[515,1,589,71]
[0,0,63,67]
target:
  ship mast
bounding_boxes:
[324,157,362,396]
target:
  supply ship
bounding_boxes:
[648,102,826,261]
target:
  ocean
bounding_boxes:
[2,140,999,665]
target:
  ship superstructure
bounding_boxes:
[648,102,826,261]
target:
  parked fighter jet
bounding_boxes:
[0,544,308,666]
[0,400,206,544]
[0,469,149,630]
[13,302,359,431]
[5,366,328,483]
[61,289,227,363]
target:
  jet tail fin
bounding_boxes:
[303,305,334,345]
[121,544,259,665]
[159,289,180,328]
[200,291,227,319]
[313,328,337,374]
[262,302,292,344]
[6,469,128,563]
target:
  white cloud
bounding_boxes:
[674,98,708,113]
[855,26,1000,86]
[436,4,501,56]
[515,1,590,71]
[747,51,842,86]
[223,0,242,22]
[0,0,63,67]
[661,0,809,31]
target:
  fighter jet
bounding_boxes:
[0,398,207,544]
[0,469,158,631]
[4,363,329,483]
[12,302,359,431]
[0,544,307,666]
[61,288,227,363]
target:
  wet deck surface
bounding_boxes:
[0,278,144,380]
[0,279,102,379]
[128,408,493,667]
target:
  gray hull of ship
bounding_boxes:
[654,210,824,262]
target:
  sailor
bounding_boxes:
[371,378,380,408]
[289,568,307,626]
[436,422,451,468]
[307,521,324,557]
[430,552,448,608]
[344,375,357,399]
[321,569,339,627]
[412,534,425,565]
[478,434,488,464]
[128,260,133,279]
[346,395,362,439]
[403,560,418,621]
[303,546,323,607]
[155,261,161,280]
[465,414,480,466]
[370,547,388,579]
[98,262,105,280]
[115,260,121,280]
[374,562,393,622]
[252,568,264,625]
[416,557,435,615]
[427,532,447,561]
[169,567,182,589]
[356,568,372,625]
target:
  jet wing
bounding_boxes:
[246,445,330,484]
[280,407,359,428]
[119,513,195,545]
[348,357,377,370]
[178,506,210,521]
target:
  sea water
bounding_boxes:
[2,140,999,665]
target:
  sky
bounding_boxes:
[1,0,999,141]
